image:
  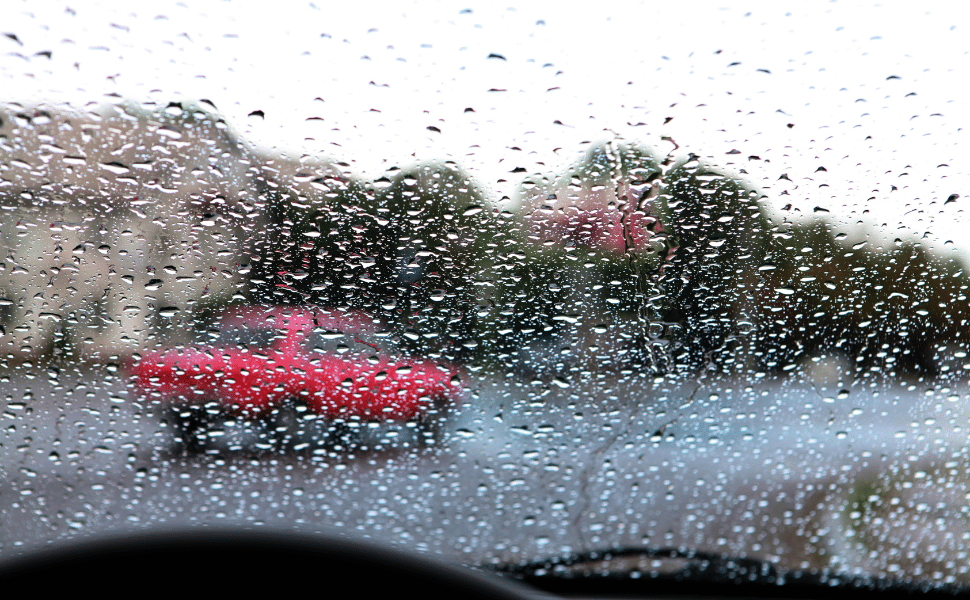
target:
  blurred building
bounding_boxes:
[0,101,262,360]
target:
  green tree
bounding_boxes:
[656,157,772,373]
[485,138,678,375]
[755,219,970,379]
[250,160,499,361]
[371,161,500,360]
[249,170,375,307]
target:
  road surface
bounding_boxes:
[0,364,967,582]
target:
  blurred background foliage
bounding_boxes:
[249,160,500,362]
[656,157,772,374]
[755,221,968,379]
[2,102,968,383]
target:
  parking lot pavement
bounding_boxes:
[1,365,966,575]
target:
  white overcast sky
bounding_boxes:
[2,0,969,254]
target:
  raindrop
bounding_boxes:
[99,161,129,174]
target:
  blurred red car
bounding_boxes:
[130,306,462,451]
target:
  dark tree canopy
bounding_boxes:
[250,161,498,361]
[248,136,970,379]
[657,157,772,372]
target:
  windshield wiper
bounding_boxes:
[486,546,970,598]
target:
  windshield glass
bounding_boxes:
[3,0,970,592]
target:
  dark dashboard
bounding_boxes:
[1,529,963,598]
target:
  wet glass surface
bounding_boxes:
[2,1,970,593]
